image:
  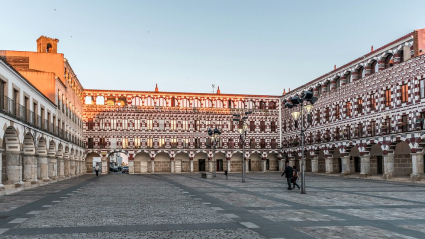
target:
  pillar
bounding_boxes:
[227,159,231,172]
[190,159,194,172]
[70,158,75,177]
[64,158,70,177]
[383,154,394,179]
[101,157,108,175]
[311,157,319,173]
[208,159,213,173]
[341,156,351,175]
[48,156,57,180]
[360,155,371,177]
[151,159,155,173]
[262,158,266,172]
[278,159,283,171]
[411,153,424,181]
[22,154,35,182]
[325,157,333,173]
[0,151,3,190]
[57,158,65,178]
[245,159,249,173]
[128,160,134,174]
[6,152,23,186]
[171,159,175,173]
[37,155,50,182]
[31,155,38,184]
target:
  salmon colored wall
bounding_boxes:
[416,29,425,57]
[20,71,56,103]
[1,51,64,84]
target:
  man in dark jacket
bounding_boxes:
[281,162,293,190]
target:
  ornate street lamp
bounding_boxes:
[233,111,252,183]
[284,91,317,194]
[208,127,221,177]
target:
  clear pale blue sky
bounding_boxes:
[1,0,424,95]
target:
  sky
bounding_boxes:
[1,0,425,95]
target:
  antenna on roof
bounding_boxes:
[212,84,215,93]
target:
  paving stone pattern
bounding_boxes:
[1,173,425,238]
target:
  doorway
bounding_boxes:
[354,156,361,172]
[248,159,252,171]
[266,159,270,170]
[175,160,182,173]
[338,158,342,173]
[216,159,223,171]
[199,159,206,171]
[377,156,383,174]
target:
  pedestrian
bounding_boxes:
[292,166,300,190]
[95,164,100,178]
[281,162,293,190]
[225,169,228,180]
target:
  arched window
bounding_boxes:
[326,82,331,92]
[269,101,276,109]
[215,100,223,108]
[236,101,244,109]
[346,72,352,83]
[181,98,189,107]
[145,97,154,106]
[84,96,92,104]
[46,43,52,52]
[358,67,364,80]
[228,99,234,108]
[192,99,201,107]
[247,101,255,109]
[370,61,378,74]
[203,99,212,108]
[384,54,394,68]
[157,98,166,106]
[259,101,266,109]
[96,96,105,105]
[335,77,341,89]
[317,85,322,96]
[132,97,142,106]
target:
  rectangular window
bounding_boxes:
[271,139,276,148]
[88,138,94,148]
[159,138,165,148]
[260,121,265,132]
[171,138,177,148]
[228,139,234,149]
[170,120,176,130]
[260,139,266,149]
[182,120,188,130]
[420,79,425,98]
[250,121,255,131]
[0,80,5,110]
[134,119,140,130]
[195,138,200,148]
[385,117,391,134]
[250,138,256,148]
[147,138,153,148]
[346,126,351,139]
[357,124,362,138]
[371,121,376,136]
[401,84,408,103]
[346,102,352,116]
[370,94,376,110]
[357,98,363,114]
[271,122,276,132]
[100,138,106,148]
[385,89,391,107]
[122,138,128,149]
[183,138,189,148]
[402,115,408,132]
[88,118,94,130]
[159,120,165,130]
[420,112,425,130]
[147,119,153,130]
[325,107,330,121]
[336,105,340,119]
[230,120,234,131]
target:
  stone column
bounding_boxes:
[128,160,134,174]
[75,161,79,175]
[227,159,231,172]
[383,154,394,179]
[0,151,4,190]
[245,159,249,173]
[57,157,65,178]
[48,156,57,180]
[208,159,213,173]
[190,159,194,172]
[360,155,371,177]
[341,156,351,175]
[151,159,155,173]
[101,159,108,175]
[311,157,319,173]
[6,152,23,186]
[64,159,70,177]
[411,153,424,181]
[278,159,283,171]
[22,154,35,182]
[37,155,50,182]
[262,159,266,172]
[289,158,295,167]
[70,158,75,177]
[171,159,175,173]
[325,157,333,173]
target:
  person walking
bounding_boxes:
[292,166,300,190]
[95,164,100,178]
[281,162,293,190]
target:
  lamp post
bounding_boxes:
[233,111,252,183]
[284,91,317,194]
[207,128,221,177]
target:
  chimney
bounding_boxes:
[283,88,286,95]
[334,65,336,70]
[371,45,374,52]
[155,83,158,92]
[217,86,220,94]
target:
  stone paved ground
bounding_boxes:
[1,172,425,238]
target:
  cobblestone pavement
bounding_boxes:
[1,173,425,238]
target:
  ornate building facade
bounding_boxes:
[282,29,425,180]
[83,89,282,174]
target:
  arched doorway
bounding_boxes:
[370,144,383,175]
[394,141,412,176]
[85,152,101,173]
[332,148,341,173]
[154,152,171,172]
[318,150,325,173]
[249,152,262,171]
[350,147,360,173]
[267,153,279,171]
[175,152,190,172]
[194,152,208,172]
[230,152,243,172]
[214,151,226,172]
[134,152,151,173]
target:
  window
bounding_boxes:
[385,89,391,107]
[357,98,363,114]
[259,101,266,109]
[260,139,265,149]
[0,80,5,110]
[357,123,363,138]
[228,138,234,149]
[326,82,331,92]
[159,138,165,148]
[122,138,128,149]
[146,119,152,130]
[346,126,351,139]
[194,138,200,148]
[271,139,277,148]
[335,77,340,89]
[346,102,352,116]
[402,115,408,132]
[401,84,408,103]
[271,122,276,132]
[250,139,256,148]
[170,120,176,130]
[316,110,321,123]
[24,96,29,121]
[88,138,94,148]
[346,72,352,83]
[147,138,153,148]
[420,112,425,130]
[171,138,177,148]
[260,121,265,132]
[325,107,330,121]
[183,138,189,148]
[371,61,378,74]
[195,120,200,131]
[250,121,255,131]
[385,117,391,134]
[336,105,340,119]
[159,120,165,130]
[182,120,188,130]
[420,79,425,98]
[370,94,376,110]
[385,54,394,68]
[358,67,364,80]
[134,138,141,148]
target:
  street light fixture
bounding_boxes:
[207,127,221,177]
[233,111,251,183]
[284,91,317,194]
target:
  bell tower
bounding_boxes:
[36,35,59,53]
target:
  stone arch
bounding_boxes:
[154,152,171,172]
[230,152,243,172]
[332,147,342,173]
[4,126,20,152]
[248,152,262,171]
[133,151,151,173]
[57,143,64,158]
[213,151,226,172]
[349,146,361,173]
[37,137,48,156]
[85,152,101,174]
[194,152,209,172]
[48,140,56,157]
[267,152,279,171]
[393,141,412,176]
[23,132,35,155]
[370,144,384,175]
[175,152,190,172]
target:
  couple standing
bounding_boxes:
[281,162,300,190]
